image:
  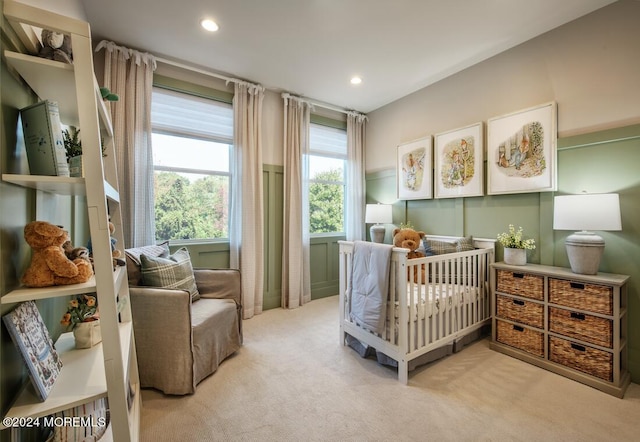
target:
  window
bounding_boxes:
[151,87,233,242]
[308,122,347,234]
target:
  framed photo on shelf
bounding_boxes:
[397,136,432,200]
[434,122,484,199]
[487,101,557,195]
[2,301,63,401]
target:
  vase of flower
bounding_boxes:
[504,247,527,265]
[497,224,536,266]
[72,319,102,349]
[61,294,101,349]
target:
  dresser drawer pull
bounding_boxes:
[570,312,586,321]
[570,282,585,290]
[513,299,525,306]
[513,273,524,279]
[513,325,524,332]
[571,343,586,352]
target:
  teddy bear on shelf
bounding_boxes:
[21,221,93,288]
[38,29,73,64]
[108,220,125,267]
[393,227,427,284]
[87,218,125,269]
[62,239,91,264]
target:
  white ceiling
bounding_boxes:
[82,0,616,113]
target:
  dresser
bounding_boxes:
[490,262,630,397]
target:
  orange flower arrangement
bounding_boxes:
[61,294,99,330]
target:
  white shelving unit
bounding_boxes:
[2,1,140,440]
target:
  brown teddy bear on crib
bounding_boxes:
[393,227,427,284]
[22,221,93,288]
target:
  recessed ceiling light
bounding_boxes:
[201,19,219,32]
[350,76,362,85]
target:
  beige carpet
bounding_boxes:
[140,295,640,441]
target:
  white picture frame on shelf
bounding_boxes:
[397,136,432,200]
[434,122,484,199]
[487,101,557,195]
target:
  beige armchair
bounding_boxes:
[125,245,242,395]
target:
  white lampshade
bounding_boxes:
[365,204,392,243]
[365,204,392,224]
[553,194,621,232]
[553,193,621,275]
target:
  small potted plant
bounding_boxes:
[497,224,536,265]
[63,126,83,177]
[61,294,101,348]
[62,127,107,177]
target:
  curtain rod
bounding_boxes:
[157,57,363,116]
[156,56,235,83]
[281,93,364,117]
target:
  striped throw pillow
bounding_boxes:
[140,247,200,302]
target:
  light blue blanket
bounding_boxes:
[349,241,393,335]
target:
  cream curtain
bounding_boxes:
[229,82,265,319]
[96,40,156,248]
[346,112,367,241]
[281,94,312,309]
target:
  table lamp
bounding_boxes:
[365,204,392,243]
[553,193,621,275]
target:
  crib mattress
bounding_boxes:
[394,283,481,321]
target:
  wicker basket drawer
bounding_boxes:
[548,307,612,348]
[496,270,543,301]
[496,295,543,328]
[549,336,613,381]
[496,320,544,357]
[549,278,613,315]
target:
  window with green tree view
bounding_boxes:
[308,123,347,234]
[151,87,233,242]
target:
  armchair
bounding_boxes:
[125,245,242,395]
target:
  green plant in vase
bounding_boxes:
[63,126,82,162]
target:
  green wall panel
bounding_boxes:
[263,165,283,310]
[309,236,342,299]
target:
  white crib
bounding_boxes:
[339,235,495,384]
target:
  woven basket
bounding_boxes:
[549,336,612,381]
[549,278,612,315]
[496,320,544,357]
[497,270,544,300]
[496,295,543,328]
[548,307,612,348]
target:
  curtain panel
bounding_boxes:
[96,40,157,248]
[281,94,312,309]
[229,82,265,319]
[346,112,367,241]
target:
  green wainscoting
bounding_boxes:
[310,235,343,299]
[263,165,284,310]
[169,241,230,269]
[365,124,640,383]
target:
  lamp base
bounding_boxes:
[370,224,386,243]
[565,231,604,275]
